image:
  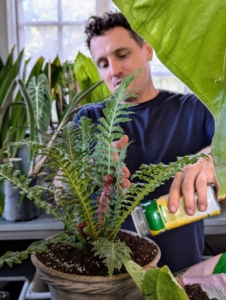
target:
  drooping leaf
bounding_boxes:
[124,259,146,291]
[113,0,226,197]
[143,267,160,298]
[156,266,188,300]
[143,266,188,300]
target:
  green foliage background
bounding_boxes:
[74,52,111,104]
[113,0,226,197]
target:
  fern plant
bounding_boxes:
[0,70,203,276]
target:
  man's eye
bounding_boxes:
[119,53,128,59]
[99,62,108,68]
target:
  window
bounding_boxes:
[15,0,189,93]
[16,0,94,67]
[16,0,116,67]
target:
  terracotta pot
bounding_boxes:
[31,230,161,300]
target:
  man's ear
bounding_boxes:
[144,42,153,61]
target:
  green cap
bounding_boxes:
[143,200,165,231]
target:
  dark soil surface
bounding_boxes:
[184,283,210,300]
[37,232,211,299]
[37,230,159,276]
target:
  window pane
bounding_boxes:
[62,0,96,21]
[151,53,185,93]
[153,76,185,94]
[24,26,58,67]
[63,26,91,61]
[22,0,57,22]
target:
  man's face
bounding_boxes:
[90,26,154,103]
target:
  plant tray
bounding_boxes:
[25,272,51,299]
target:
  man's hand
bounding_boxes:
[168,148,219,215]
[111,135,131,189]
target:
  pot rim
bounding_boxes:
[31,229,161,282]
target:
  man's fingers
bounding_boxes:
[112,135,129,151]
[122,165,130,179]
[195,172,208,211]
[168,172,183,213]
[180,165,199,215]
[120,178,131,189]
[111,135,130,177]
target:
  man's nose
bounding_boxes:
[109,60,122,77]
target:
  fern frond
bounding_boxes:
[108,153,206,240]
[93,71,139,179]
[0,233,72,268]
[92,238,131,276]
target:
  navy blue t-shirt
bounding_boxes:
[73,90,215,272]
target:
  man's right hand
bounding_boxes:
[112,135,131,189]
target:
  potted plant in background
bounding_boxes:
[2,71,52,222]
[0,45,64,216]
[0,46,56,221]
[0,72,203,299]
[0,47,25,214]
[0,48,110,220]
[19,50,111,180]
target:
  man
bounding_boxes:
[73,12,217,272]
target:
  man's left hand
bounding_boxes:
[168,150,219,215]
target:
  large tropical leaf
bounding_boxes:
[43,55,62,90]
[11,55,57,146]
[0,48,24,109]
[0,48,25,153]
[74,52,111,104]
[27,74,51,141]
[30,80,104,177]
[113,0,226,197]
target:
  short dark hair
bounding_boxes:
[85,11,144,49]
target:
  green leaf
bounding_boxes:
[92,238,131,276]
[26,56,45,82]
[27,74,51,141]
[17,79,36,143]
[74,52,110,104]
[0,48,27,160]
[113,0,226,197]
[157,266,188,300]
[143,267,160,299]
[56,81,105,132]
[43,55,63,89]
[124,259,146,292]
[143,266,188,300]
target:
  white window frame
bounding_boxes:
[6,0,189,94]
[13,0,114,62]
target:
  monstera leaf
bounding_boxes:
[113,0,226,197]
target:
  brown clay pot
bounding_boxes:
[31,230,161,300]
